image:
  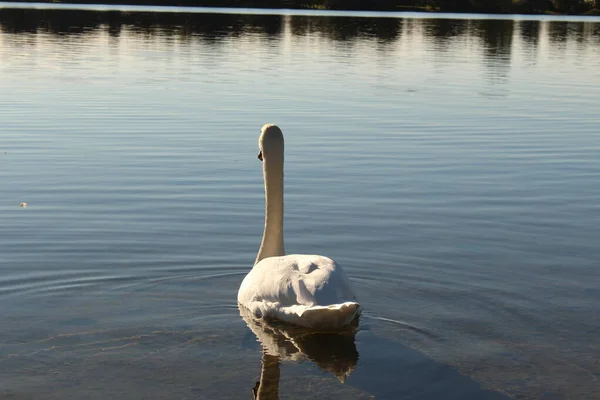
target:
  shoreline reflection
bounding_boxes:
[1,7,598,47]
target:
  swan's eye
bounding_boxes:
[257,151,263,161]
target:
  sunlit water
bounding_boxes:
[1,4,599,399]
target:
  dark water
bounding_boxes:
[1,4,599,399]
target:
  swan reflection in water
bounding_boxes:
[239,306,359,400]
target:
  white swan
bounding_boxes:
[237,124,360,330]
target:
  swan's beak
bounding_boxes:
[258,151,263,161]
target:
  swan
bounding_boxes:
[237,124,360,330]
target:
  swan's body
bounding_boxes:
[238,124,360,330]
[239,254,359,329]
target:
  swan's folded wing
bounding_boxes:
[238,254,360,329]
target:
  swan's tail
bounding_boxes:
[293,302,360,330]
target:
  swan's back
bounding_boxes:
[238,255,360,329]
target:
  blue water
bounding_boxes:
[1,5,599,399]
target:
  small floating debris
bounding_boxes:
[20,202,27,208]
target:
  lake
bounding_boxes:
[1,3,599,399]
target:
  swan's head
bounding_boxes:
[258,124,284,162]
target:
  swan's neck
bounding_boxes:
[255,156,285,265]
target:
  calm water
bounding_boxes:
[1,4,599,399]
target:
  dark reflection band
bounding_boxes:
[1,7,599,48]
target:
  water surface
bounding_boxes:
[1,4,599,399]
